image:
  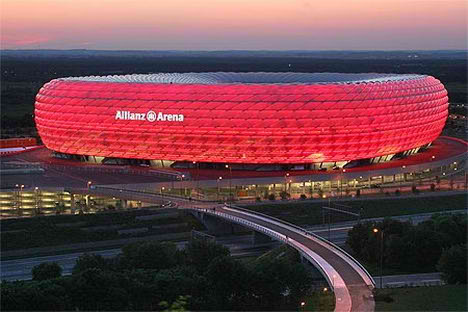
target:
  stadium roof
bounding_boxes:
[62,72,426,85]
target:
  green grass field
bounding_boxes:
[300,291,335,312]
[375,285,467,311]
[242,194,467,226]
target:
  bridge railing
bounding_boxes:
[225,204,376,288]
[187,206,358,312]
[191,207,338,290]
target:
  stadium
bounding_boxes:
[1,72,465,214]
[35,72,449,171]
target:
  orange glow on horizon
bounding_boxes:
[1,0,466,50]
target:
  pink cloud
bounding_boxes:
[1,34,52,48]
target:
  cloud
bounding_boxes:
[1,34,52,48]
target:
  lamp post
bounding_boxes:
[34,187,40,215]
[18,184,24,213]
[181,174,186,197]
[373,227,384,289]
[225,164,232,203]
[341,169,346,198]
[217,176,222,201]
[193,161,200,199]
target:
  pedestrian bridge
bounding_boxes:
[90,186,375,312]
[185,204,375,312]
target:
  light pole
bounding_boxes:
[18,184,24,213]
[225,164,232,203]
[373,227,384,289]
[180,174,186,197]
[217,176,222,201]
[193,161,200,199]
[341,169,346,198]
[34,187,40,215]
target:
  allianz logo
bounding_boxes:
[115,110,184,122]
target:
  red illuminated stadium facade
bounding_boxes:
[35,72,448,170]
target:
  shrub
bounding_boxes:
[255,196,262,202]
[268,194,276,201]
[32,262,62,281]
[430,183,436,192]
[356,189,361,197]
[300,194,307,200]
[411,185,419,194]
[395,189,401,196]
[437,244,467,284]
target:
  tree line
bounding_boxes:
[1,239,315,311]
[346,213,467,284]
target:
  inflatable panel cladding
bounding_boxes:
[35,72,448,164]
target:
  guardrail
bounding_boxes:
[225,204,376,289]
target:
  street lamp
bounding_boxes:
[217,176,222,200]
[373,227,384,289]
[341,169,346,198]
[34,187,40,214]
[193,161,200,199]
[225,164,232,203]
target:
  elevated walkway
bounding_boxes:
[86,186,376,312]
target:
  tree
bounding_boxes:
[437,244,467,284]
[72,253,111,274]
[32,262,62,281]
[119,241,180,271]
[159,295,190,312]
[184,239,230,273]
[205,255,253,310]
[397,228,444,272]
[1,280,72,311]
[346,222,373,259]
[68,268,130,311]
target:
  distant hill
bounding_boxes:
[2,49,467,60]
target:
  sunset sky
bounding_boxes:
[2,0,467,50]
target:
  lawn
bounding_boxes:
[300,291,335,312]
[375,285,467,311]
[242,194,467,226]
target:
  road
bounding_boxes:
[308,209,467,245]
[0,235,279,281]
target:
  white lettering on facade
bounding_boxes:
[115,110,184,122]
